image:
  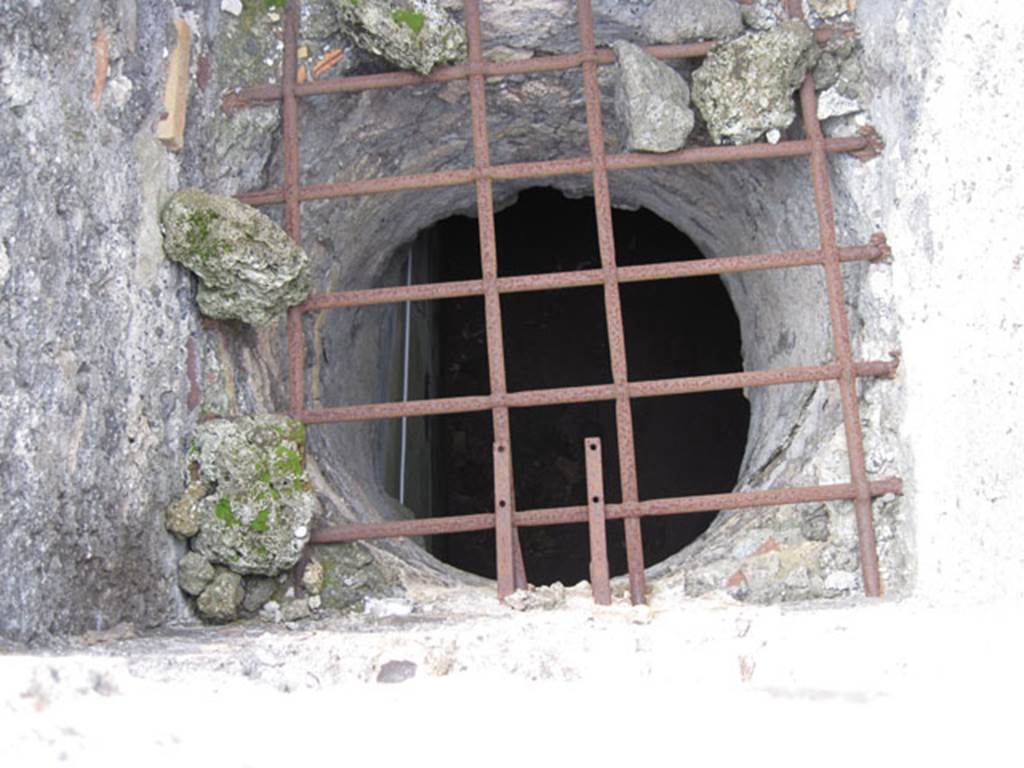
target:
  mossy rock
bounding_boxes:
[161,188,311,326]
[312,542,403,612]
[189,415,317,576]
[691,19,819,145]
[197,569,245,622]
[333,0,466,75]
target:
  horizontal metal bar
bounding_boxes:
[310,512,496,543]
[308,476,902,544]
[301,242,886,311]
[301,358,897,424]
[236,136,869,206]
[224,28,843,108]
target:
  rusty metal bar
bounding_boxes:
[311,512,496,543]
[301,241,886,311]
[310,476,902,543]
[577,0,646,605]
[236,136,870,207]
[464,0,527,590]
[584,438,612,605]
[788,2,882,597]
[301,359,897,424]
[493,441,516,598]
[224,27,843,108]
[282,1,305,416]
[802,78,882,594]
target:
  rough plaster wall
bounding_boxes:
[0,1,301,643]
[841,0,1024,603]
[0,1,195,642]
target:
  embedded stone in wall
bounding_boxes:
[809,0,849,19]
[812,36,869,119]
[333,0,467,75]
[312,542,404,612]
[740,0,786,31]
[177,552,215,596]
[164,480,208,539]
[161,188,311,326]
[612,40,695,153]
[641,0,744,44]
[196,569,245,622]
[691,19,819,144]
[169,415,317,578]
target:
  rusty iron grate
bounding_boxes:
[223,0,901,605]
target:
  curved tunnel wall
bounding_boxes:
[285,13,906,600]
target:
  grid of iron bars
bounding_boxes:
[226,0,902,605]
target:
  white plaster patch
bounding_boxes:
[0,239,9,287]
[106,75,133,110]
[817,86,861,120]
[824,571,856,592]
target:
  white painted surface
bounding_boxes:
[1,584,1019,764]
[844,0,1024,603]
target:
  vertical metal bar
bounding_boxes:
[493,441,515,598]
[464,0,526,592]
[584,438,612,605]
[789,1,881,596]
[283,1,305,416]
[575,0,646,604]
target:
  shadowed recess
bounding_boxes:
[393,189,750,584]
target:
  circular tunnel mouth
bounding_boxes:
[393,188,750,585]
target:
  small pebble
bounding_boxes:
[376,660,417,684]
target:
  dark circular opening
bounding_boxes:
[403,188,749,585]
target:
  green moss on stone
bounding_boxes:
[391,8,425,35]
[214,496,239,526]
[274,445,303,478]
[250,507,271,533]
[188,415,314,577]
[185,209,226,266]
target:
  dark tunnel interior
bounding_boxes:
[409,188,750,585]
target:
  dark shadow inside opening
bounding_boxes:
[410,188,750,584]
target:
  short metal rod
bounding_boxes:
[584,438,612,605]
[493,441,516,599]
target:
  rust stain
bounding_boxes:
[197,53,211,92]
[185,336,201,411]
[90,28,109,107]
[738,655,755,683]
[312,48,343,79]
[753,537,781,556]
[727,570,747,588]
